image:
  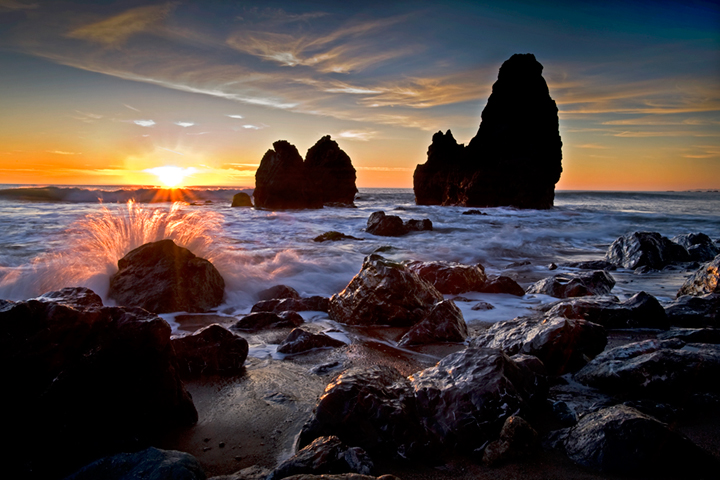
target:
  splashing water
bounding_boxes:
[0,201,223,301]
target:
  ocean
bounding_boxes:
[1,185,719,345]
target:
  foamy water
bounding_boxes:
[1,186,719,335]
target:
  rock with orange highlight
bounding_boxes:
[678,254,720,297]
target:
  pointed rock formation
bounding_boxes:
[413,53,562,209]
[305,135,358,205]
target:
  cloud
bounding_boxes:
[337,129,379,141]
[575,143,608,149]
[227,114,244,119]
[242,124,263,130]
[133,120,156,127]
[175,121,195,127]
[66,4,174,46]
[47,150,81,155]
[0,0,38,10]
[220,163,259,171]
[356,166,414,172]
[123,104,141,112]
[157,146,184,155]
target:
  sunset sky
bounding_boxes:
[0,0,718,190]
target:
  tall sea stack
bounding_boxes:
[414,53,562,209]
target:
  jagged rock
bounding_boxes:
[410,347,547,451]
[268,436,373,480]
[472,301,495,310]
[658,328,720,344]
[462,209,487,215]
[404,218,433,232]
[563,260,616,271]
[604,231,690,270]
[171,324,248,376]
[108,239,225,314]
[398,300,467,346]
[672,233,719,262]
[251,296,330,313]
[478,275,525,296]
[405,260,487,294]
[0,288,197,479]
[298,365,434,459]
[254,140,322,210]
[231,192,253,207]
[305,135,358,205]
[526,270,615,298]
[257,285,301,302]
[413,54,562,209]
[564,405,717,475]
[574,339,720,398]
[665,293,720,327]
[472,316,607,375]
[232,311,304,331]
[545,291,669,329]
[64,447,206,480]
[677,255,720,296]
[482,416,539,466]
[314,231,362,242]
[277,328,346,354]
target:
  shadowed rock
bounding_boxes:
[406,260,487,294]
[398,300,467,346]
[268,436,373,480]
[546,291,669,329]
[366,211,432,237]
[482,416,539,466]
[64,447,205,480]
[526,270,615,298]
[665,293,720,327]
[478,275,525,296]
[672,232,719,262]
[305,135,358,206]
[257,284,301,301]
[278,328,346,354]
[604,231,690,270]
[108,239,225,314]
[232,311,304,331]
[677,254,720,297]
[171,324,248,376]
[252,296,330,313]
[254,140,322,210]
[314,231,363,242]
[231,192,253,207]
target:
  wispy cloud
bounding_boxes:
[0,0,38,10]
[47,150,81,155]
[220,163,259,171]
[227,114,244,119]
[337,129,379,141]
[66,4,174,46]
[575,143,608,149]
[133,119,156,127]
[175,121,195,127]
[123,103,141,112]
[157,146,184,155]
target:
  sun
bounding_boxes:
[144,166,197,188]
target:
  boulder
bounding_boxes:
[277,328,346,354]
[563,260,616,271]
[665,293,720,327]
[254,140,322,210]
[404,218,433,232]
[677,254,720,296]
[231,192,253,207]
[232,311,304,331]
[405,260,487,294]
[171,324,249,376]
[108,239,225,314]
[314,231,362,242]
[525,270,615,298]
[328,255,444,327]
[257,284,301,301]
[268,436,373,480]
[366,211,432,237]
[545,291,669,329]
[252,296,330,313]
[409,347,547,450]
[604,231,690,270]
[413,53,562,209]
[574,339,720,398]
[304,135,358,206]
[564,404,717,475]
[482,416,539,466]
[398,300,467,346]
[64,447,205,480]
[472,316,607,375]
[478,275,525,296]
[0,287,197,479]
[658,328,720,344]
[672,232,719,262]
[297,365,434,459]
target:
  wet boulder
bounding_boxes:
[665,293,720,327]
[277,328,346,354]
[108,239,225,314]
[0,288,197,479]
[304,135,358,206]
[314,231,362,242]
[546,291,669,329]
[563,260,616,271]
[677,254,720,297]
[672,232,719,262]
[231,192,253,207]
[257,284,301,302]
[254,140,322,210]
[232,311,304,331]
[409,347,547,451]
[64,447,205,480]
[398,300,467,346]
[472,316,607,375]
[171,324,249,376]
[604,231,690,270]
[298,365,433,459]
[405,260,487,294]
[268,436,373,480]
[564,404,717,475]
[252,296,330,313]
[366,211,432,237]
[478,275,525,296]
[404,218,433,232]
[328,255,444,327]
[658,328,720,344]
[482,415,539,466]
[525,270,615,298]
[574,339,720,398]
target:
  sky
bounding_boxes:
[0,0,718,190]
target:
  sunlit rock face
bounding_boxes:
[413,53,562,209]
[678,254,720,297]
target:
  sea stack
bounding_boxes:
[413,53,562,209]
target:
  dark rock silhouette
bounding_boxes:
[413,53,562,209]
[277,328,346,354]
[398,299,467,346]
[254,137,357,209]
[231,192,253,207]
[605,231,690,270]
[171,324,248,376]
[232,311,304,331]
[366,211,433,237]
[65,447,205,480]
[525,270,616,298]
[482,416,539,466]
[664,293,720,327]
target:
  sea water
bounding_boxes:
[1,186,719,340]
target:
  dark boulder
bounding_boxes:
[304,135,358,206]
[546,291,669,329]
[257,284,301,301]
[525,270,615,298]
[314,231,362,242]
[472,316,607,375]
[482,415,539,466]
[231,192,253,207]
[366,211,432,237]
[665,293,720,327]
[478,275,525,296]
[328,255,443,327]
[398,300,467,346]
[409,347,547,450]
[252,296,330,313]
[64,447,205,480]
[277,328,346,354]
[297,365,434,459]
[171,324,248,376]
[658,328,720,344]
[108,239,225,314]
[604,231,690,270]
[404,218,433,232]
[232,311,304,331]
[254,140,322,210]
[413,54,562,209]
[677,254,720,296]
[405,260,487,294]
[0,288,197,479]
[564,404,717,475]
[268,436,373,480]
[563,260,616,271]
[672,232,719,262]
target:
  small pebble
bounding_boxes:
[219,442,225,448]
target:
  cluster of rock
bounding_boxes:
[365,211,433,237]
[604,230,718,271]
[254,136,357,209]
[413,53,563,209]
